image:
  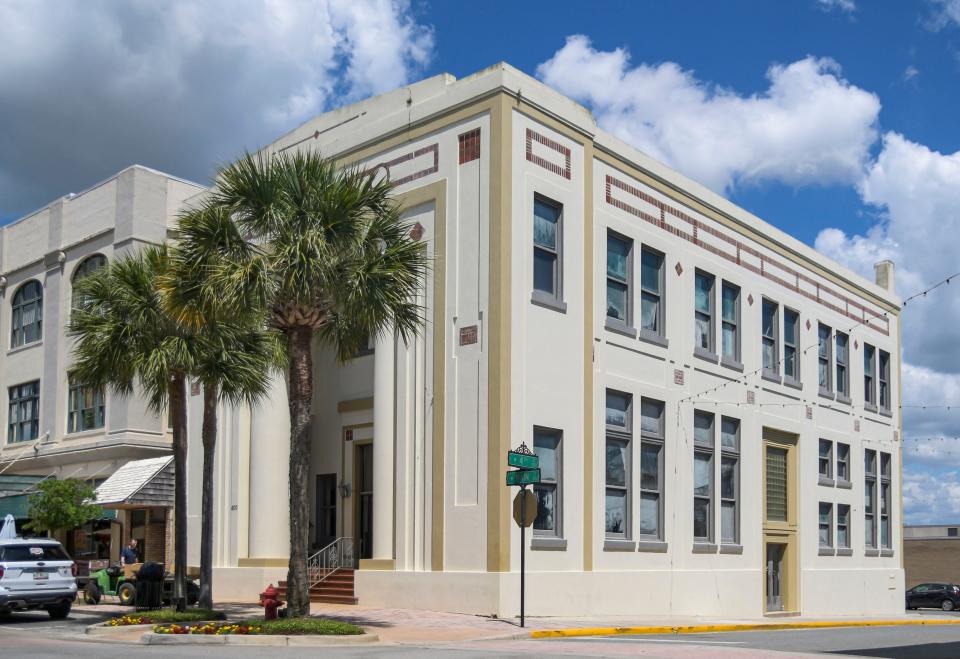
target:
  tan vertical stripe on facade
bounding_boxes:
[582,141,595,571]
[487,93,513,572]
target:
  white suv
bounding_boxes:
[0,538,77,619]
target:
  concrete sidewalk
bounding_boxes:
[252,603,960,644]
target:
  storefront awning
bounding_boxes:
[0,475,45,519]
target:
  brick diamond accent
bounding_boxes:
[806,319,811,331]
[747,293,754,306]
[854,340,859,350]
[675,262,683,276]
[674,369,684,385]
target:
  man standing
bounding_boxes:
[120,538,139,565]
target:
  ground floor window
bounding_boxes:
[533,427,562,537]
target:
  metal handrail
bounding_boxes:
[307,537,355,589]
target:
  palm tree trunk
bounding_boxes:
[285,326,314,617]
[169,373,189,612]
[199,382,218,610]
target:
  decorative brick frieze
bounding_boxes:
[458,128,480,164]
[605,174,890,336]
[526,128,571,179]
[370,143,439,187]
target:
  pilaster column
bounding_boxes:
[372,330,396,560]
[247,374,290,558]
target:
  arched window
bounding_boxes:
[11,280,43,348]
[71,254,107,311]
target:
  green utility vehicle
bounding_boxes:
[82,563,198,606]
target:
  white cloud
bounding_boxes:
[815,0,857,14]
[536,35,880,193]
[926,0,960,29]
[0,0,433,218]
[902,65,920,83]
[903,471,960,524]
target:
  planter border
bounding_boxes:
[139,631,378,646]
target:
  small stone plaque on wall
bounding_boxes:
[673,369,684,385]
[459,325,478,346]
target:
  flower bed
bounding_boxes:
[107,609,225,626]
[154,622,261,635]
[150,618,364,636]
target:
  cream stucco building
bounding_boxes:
[0,166,205,562]
[190,63,904,618]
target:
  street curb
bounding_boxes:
[530,618,960,638]
[139,631,379,646]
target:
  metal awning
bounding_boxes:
[0,475,45,519]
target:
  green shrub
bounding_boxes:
[235,617,363,635]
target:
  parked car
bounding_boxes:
[906,583,960,611]
[0,538,77,619]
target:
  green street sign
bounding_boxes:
[506,468,541,486]
[508,451,539,470]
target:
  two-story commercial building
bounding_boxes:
[192,63,904,618]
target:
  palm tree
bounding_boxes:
[197,151,427,616]
[161,204,285,610]
[68,246,194,609]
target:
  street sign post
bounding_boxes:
[505,468,541,486]
[505,442,540,628]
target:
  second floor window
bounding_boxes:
[783,308,800,383]
[721,282,740,364]
[762,299,779,376]
[11,280,43,348]
[818,324,832,394]
[640,247,665,339]
[879,350,891,413]
[818,439,833,482]
[837,442,851,483]
[68,375,105,434]
[835,332,850,399]
[864,344,877,409]
[533,196,563,302]
[8,381,40,443]
[694,271,715,356]
[606,231,632,328]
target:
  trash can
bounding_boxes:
[134,562,164,610]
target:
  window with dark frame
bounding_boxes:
[605,390,631,539]
[71,254,107,312]
[864,344,877,408]
[11,280,43,348]
[8,380,40,443]
[783,308,800,383]
[818,439,833,482]
[837,504,851,549]
[836,442,851,483]
[880,452,892,550]
[67,374,105,434]
[720,416,740,545]
[694,271,715,357]
[762,299,779,376]
[640,247,665,340]
[533,196,562,303]
[879,350,891,412]
[693,410,715,543]
[819,502,833,549]
[639,398,665,541]
[721,282,740,364]
[606,231,632,329]
[818,323,833,394]
[865,449,878,549]
[836,332,850,399]
[533,427,562,538]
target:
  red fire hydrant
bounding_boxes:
[258,583,283,620]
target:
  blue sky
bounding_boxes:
[2,0,960,522]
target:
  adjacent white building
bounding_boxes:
[192,63,904,618]
[0,166,205,562]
